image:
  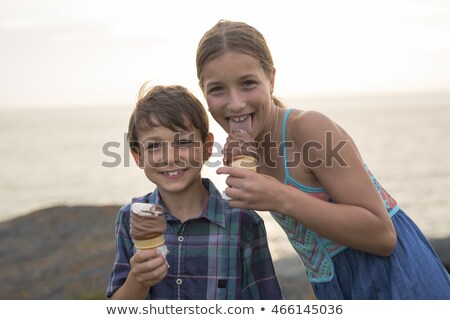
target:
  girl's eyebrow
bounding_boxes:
[204,80,221,89]
[238,74,255,80]
[205,74,256,87]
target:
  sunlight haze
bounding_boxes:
[1,0,450,110]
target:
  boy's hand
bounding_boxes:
[130,248,168,288]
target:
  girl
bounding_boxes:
[195,19,450,299]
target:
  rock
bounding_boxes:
[0,205,448,299]
[0,205,119,299]
[429,238,450,273]
[0,204,315,299]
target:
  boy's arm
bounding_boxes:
[241,215,284,300]
[111,249,167,299]
[106,206,166,299]
[110,270,150,299]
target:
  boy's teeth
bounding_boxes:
[166,170,183,176]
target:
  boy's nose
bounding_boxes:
[163,144,177,164]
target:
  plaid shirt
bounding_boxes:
[106,178,283,300]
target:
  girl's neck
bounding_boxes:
[257,103,281,165]
[158,178,209,223]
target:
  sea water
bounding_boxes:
[1,94,449,260]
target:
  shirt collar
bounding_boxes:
[147,178,226,228]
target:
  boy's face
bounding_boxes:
[131,123,212,195]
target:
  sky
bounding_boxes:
[1,0,450,110]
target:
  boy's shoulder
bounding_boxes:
[220,202,268,245]
[218,201,265,235]
[222,201,263,223]
[193,178,263,230]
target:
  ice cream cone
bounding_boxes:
[222,156,258,201]
[130,203,168,257]
[133,234,165,250]
[230,155,258,172]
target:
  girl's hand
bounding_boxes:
[217,166,286,211]
[222,130,258,166]
[130,248,168,288]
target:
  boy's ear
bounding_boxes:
[130,147,143,168]
[203,133,214,161]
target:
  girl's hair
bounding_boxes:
[196,19,284,107]
[128,84,209,151]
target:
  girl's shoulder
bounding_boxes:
[287,109,339,144]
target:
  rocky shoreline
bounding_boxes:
[0,205,448,300]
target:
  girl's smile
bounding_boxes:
[228,113,254,133]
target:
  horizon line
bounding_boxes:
[1,88,450,112]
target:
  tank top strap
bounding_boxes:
[281,108,295,182]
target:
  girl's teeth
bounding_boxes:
[231,115,248,122]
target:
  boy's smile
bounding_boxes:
[161,169,186,179]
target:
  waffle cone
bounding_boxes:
[230,156,257,171]
[134,234,165,250]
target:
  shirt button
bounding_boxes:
[176,278,183,285]
[178,236,184,243]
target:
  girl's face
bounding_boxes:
[201,51,275,141]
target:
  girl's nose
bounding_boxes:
[227,90,246,113]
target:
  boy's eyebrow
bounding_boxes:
[141,135,162,142]
[175,131,195,137]
[142,131,194,142]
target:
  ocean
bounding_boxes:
[1,93,449,261]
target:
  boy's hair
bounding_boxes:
[128,84,209,151]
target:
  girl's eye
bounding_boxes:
[208,86,223,94]
[242,80,256,88]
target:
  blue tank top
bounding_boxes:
[270,108,400,283]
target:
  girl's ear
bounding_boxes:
[130,147,143,168]
[269,68,276,94]
[203,133,214,162]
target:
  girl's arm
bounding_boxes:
[219,111,397,256]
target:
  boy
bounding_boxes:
[106,85,283,299]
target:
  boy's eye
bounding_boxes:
[175,140,192,146]
[146,142,160,150]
